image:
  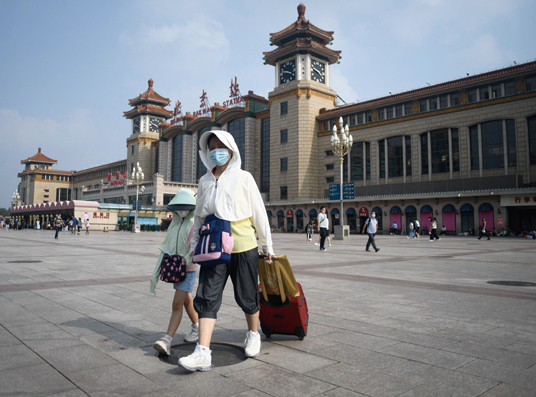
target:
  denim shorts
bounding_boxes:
[173,271,198,293]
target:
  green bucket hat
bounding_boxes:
[167,188,196,211]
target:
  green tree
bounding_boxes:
[0,208,11,216]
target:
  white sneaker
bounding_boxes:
[308,238,312,241]
[153,337,171,356]
[438,238,441,241]
[328,244,332,247]
[178,344,212,372]
[184,323,199,342]
[314,243,319,246]
[244,331,261,358]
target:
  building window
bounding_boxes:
[260,118,270,193]
[395,105,403,117]
[131,145,135,154]
[349,142,371,181]
[365,111,371,123]
[451,93,459,106]
[470,120,517,170]
[468,89,477,103]
[492,84,502,98]
[280,158,288,172]
[280,186,288,200]
[430,98,438,111]
[349,115,357,126]
[357,113,364,124]
[171,134,183,182]
[404,103,412,116]
[452,129,460,172]
[527,75,536,91]
[505,81,515,96]
[197,126,211,180]
[421,134,429,175]
[430,129,449,174]
[440,95,448,109]
[479,86,489,101]
[280,101,288,115]
[386,107,393,119]
[405,136,412,176]
[326,163,334,170]
[529,116,536,165]
[326,177,335,183]
[379,140,385,178]
[154,144,159,174]
[326,150,334,156]
[419,100,427,112]
[228,117,246,170]
[56,188,71,202]
[378,109,385,121]
[387,136,404,178]
[44,195,49,198]
[44,189,49,192]
[280,129,288,143]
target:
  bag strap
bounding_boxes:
[260,273,269,303]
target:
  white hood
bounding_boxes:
[192,129,274,255]
[198,130,242,174]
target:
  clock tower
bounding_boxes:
[124,79,173,179]
[263,4,341,201]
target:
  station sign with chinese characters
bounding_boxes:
[93,212,110,219]
[107,171,128,186]
[500,194,536,207]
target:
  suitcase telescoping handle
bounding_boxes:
[259,254,286,304]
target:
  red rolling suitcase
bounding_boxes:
[258,256,308,340]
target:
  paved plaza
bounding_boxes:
[1,229,536,397]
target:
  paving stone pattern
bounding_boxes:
[1,230,536,396]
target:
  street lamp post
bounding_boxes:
[330,116,353,238]
[133,162,144,232]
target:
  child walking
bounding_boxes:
[151,189,199,356]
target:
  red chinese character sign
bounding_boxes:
[497,218,504,227]
[107,171,126,186]
[223,76,245,107]
[193,90,211,117]
[170,100,183,125]
[358,207,369,217]
[286,210,294,218]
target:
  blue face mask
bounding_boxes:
[210,149,230,166]
[371,214,376,218]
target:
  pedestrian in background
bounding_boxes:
[407,220,415,239]
[317,206,329,251]
[54,215,63,239]
[478,218,490,240]
[306,220,314,241]
[71,217,77,235]
[430,217,440,242]
[362,211,380,252]
[85,219,90,235]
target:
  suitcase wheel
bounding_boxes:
[261,324,271,338]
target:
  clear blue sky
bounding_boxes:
[1,0,535,208]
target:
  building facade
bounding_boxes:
[13,4,536,235]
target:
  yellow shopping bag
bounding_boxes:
[258,254,300,303]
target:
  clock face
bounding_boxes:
[311,60,326,84]
[279,59,296,84]
[149,117,160,132]
[133,118,140,133]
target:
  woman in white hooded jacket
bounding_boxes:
[179,130,275,372]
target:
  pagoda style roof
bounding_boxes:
[263,4,341,65]
[128,79,171,106]
[18,169,74,177]
[123,103,173,119]
[21,148,57,164]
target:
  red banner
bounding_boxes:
[358,207,369,217]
